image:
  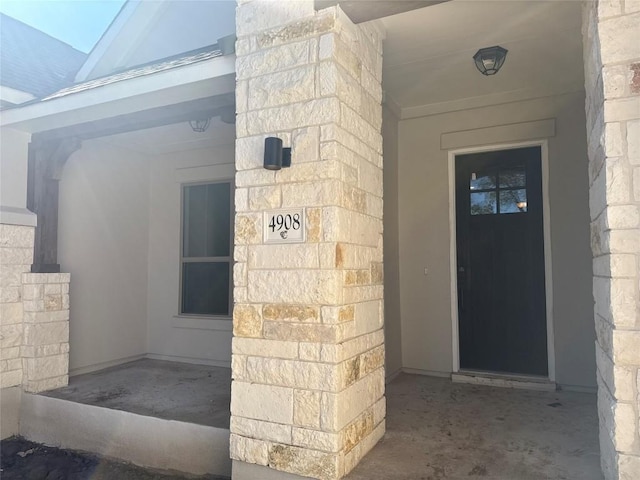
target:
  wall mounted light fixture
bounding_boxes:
[473,46,508,76]
[264,137,291,170]
[189,117,211,132]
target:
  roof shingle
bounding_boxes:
[0,13,87,97]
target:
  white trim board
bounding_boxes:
[447,139,556,383]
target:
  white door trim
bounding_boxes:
[448,139,555,382]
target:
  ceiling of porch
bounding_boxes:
[380,0,585,118]
[96,116,235,155]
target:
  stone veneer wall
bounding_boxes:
[582,1,640,479]
[230,1,385,478]
[0,224,70,395]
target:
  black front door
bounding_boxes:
[455,146,547,376]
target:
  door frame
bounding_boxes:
[447,139,555,381]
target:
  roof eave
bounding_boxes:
[1,55,235,134]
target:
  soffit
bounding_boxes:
[380,0,584,115]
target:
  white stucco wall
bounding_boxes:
[58,141,150,373]
[383,106,402,379]
[146,144,234,367]
[0,127,35,225]
[397,91,595,389]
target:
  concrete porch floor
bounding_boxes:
[347,373,602,480]
[43,358,231,428]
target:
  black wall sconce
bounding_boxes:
[473,46,508,76]
[264,137,291,170]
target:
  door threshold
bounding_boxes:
[452,371,556,391]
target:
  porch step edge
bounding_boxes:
[19,393,231,477]
[451,372,556,391]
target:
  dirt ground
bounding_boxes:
[0,437,229,480]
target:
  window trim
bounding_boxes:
[179,179,234,318]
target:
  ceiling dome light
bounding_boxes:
[473,46,508,76]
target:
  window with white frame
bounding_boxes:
[180,181,233,316]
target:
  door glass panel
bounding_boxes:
[499,167,526,188]
[470,172,496,190]
[471,191,497,215]
[499,189,527,213]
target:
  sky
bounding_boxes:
[0,0,126,53]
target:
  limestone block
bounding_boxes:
[0,225,34,248]
[342,408,374,453]
[322,208,381,246]
[0,369,21,388]
[0,346,20,361]
[0,324,22,348]
[23,310,69,324]
[596,342,636,402]
[0,302,23,325]
[234,262,248,287]
[294,389,321,429]
[249,65,316,110]
[237,79,248,114]
[598,13,640,64]
[613,330,640,365]
[24,354,68,381]
[232,337,298,359]
[23,375,68,393]
[344,285,384,305]
[23,322,69,346]
[233,304,263,338]
[0,247,32,266]
[598,0,623,19]
[246,98,340,136]
[340,104,382,154]
[306,208,321,242]
[280,180,340,209]
[342,420,385,477]
[267,443,338,480]
[593,254,638,278]
[263,304,319,323]
[321,368,384,431]
[609,229,640,253]
[263,322,336,344]
[0,286,21,303]
[232,354,247,380]
[619,453,640,480]
[236,137,278,173]
[246,357,337,391]
[237,40,311,80]
[276,160,341,184]
[231,381,293,424]
[321,305,354,325]
[343,270,370,286]
[255,10,336,50]
[236,0,315,37]
[231,416,292,444]
[607,206,640,229]
[360,346,385,379]
[318,62,361,113]
[321,124,380,166]
[634,167,640,201]
[236,188,249,213]
[292,427,340,453]
[603,64,631,99]
[291,127,319,164]
[604,97,640,123]
[298,342,321,361]
[235,214,262,245]
[248,270,341,304]
[234,287,248,303]
[249,185,281,211]
[628,119,640,165]
[249,245,319,270]
[44,295,62,312]
[319,33,361,81]
[230,434,269,465]
[235,246,248,263]
[22,284,43,301]
[604,122,624,157]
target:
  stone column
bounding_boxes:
[231,1,385,479]
[582,2,640,479]
[0,224,34,390]
[21,272,70,393]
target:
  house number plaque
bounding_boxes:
[264,208,306,244]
